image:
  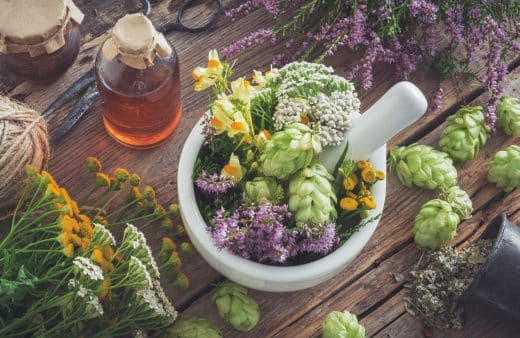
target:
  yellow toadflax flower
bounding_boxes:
[192,49,224,91]
[231,78,254,105]
[221,153,245,183]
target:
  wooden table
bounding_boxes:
[1,1,519,337]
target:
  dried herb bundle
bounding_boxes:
[405,239,493,330]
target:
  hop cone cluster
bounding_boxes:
[389,144,457,190]
[322,310,365,338]
[497,95,520,136]
[487,145,520,192]
[413,199,460,250]
[164,316,222,338]
[243,177,284,205]
[440,185,473,220]
[439,106,489,162]
[259,123,322,179]
[288,163,337,225]
[212,281,260,332]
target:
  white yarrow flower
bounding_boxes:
[129,256,153,289]
[92,223,116,246]
[73,257,104,281]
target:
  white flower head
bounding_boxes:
[92,223,116,246]
[73,257,104,281]
[129,256,153,289]
[135,288,165,317]
[152,279,177,321]
[85,294,104,319]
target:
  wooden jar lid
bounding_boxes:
[0,0,84,56]
[102,13,172,70]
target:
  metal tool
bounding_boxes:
[48,0,223,143]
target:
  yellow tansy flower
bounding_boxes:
[63,243,74,257]
[356,160,372,170]
[41,171,59,189]
[99,276,111,299]
[360,197,377,209]
[91,248,106,267]
[375,170,385,180]
[60,214,75,233]
[361,168,376,184]
[340,197,358,211]
[70,233,82,247]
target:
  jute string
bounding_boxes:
[0,96,50,209]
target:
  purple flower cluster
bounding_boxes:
[210,203,338,264]
[195,170,234,197]
[222,0,520,129]
[221,29,277,60]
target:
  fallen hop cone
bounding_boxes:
[288,163,337,225]
[439,106,489,162]
[487,145,520,192]
[413,199,460,250]
[259,123,321,179]
[389,143,457,190]
[163,316,222,338]
[497,95,520,136]
[440,185,473,220]
[212,281,260,332]
[322,310,365,338]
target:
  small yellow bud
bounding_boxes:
[86,157,102,173]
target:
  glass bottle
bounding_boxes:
[0,0,84,80]
[95,13,182,149]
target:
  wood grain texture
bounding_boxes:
[0,1,519,337]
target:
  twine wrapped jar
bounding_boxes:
[0,0,84,79]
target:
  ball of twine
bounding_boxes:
[0,96,50,210]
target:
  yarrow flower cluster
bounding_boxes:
[223,1,520,129]
[272,62,359,146]
[73,257,104,281]
[210,203,338,264]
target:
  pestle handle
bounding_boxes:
[320,81,428,172]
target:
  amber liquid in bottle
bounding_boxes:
[95,50,182,149]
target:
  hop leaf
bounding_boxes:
[163,316,222,338]
[389,143,457,190]
[497,95,520,136]
[487,145,520,192]
[259,123,322,179]
[413,199,461,250]
[440,185,473,220]
[212,281,260,332]
[439,106,489,162]
[288,163,337,225]
[243,177,284,204]
[322,310,365,338]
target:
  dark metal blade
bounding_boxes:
[51,85,99,144]
[42,69,96,118]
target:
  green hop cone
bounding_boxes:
[322,310,365,338]
[413,199,460,250]
[497,95,520,136]
[288,163,337,225]
[243,177,284,205]
[389,143,457,190]
[212,281,260,332]
[440,185,473,220]
[163,316,222,338]
[487,145,520,192]
[259,123,322,179]
[439,106,489,162]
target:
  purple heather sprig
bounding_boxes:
[195,170,234,197]
[222,0,520,129]
[298,223,337,255]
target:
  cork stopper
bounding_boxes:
[102,13,172,70]
[0,0,84,57]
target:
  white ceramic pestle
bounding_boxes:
[319,81,428,172]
